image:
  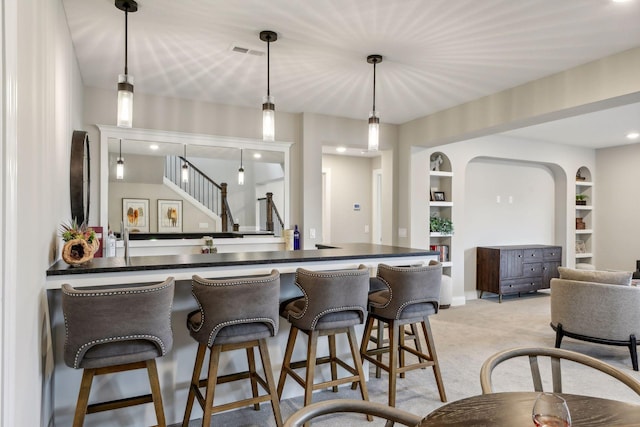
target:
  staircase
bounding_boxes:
[164,156,234,231]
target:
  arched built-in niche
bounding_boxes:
[575,166,594,266]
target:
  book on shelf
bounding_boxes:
[430,244,449,262]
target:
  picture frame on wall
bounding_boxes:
[158,199,183,232]
[122,198,150,233]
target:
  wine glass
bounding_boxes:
[532,392,571,427]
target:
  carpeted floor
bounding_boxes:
[176,291,640,426]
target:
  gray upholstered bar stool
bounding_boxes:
[360,262,447,407]
[182,271,283,427]
[277,266,371,421]
[61,277,175,427]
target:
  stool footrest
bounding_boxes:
[87,394,153,414]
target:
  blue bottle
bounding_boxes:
[293,225,300,250]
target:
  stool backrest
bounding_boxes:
[375,262,442,319]
[292,265,369,330]
[61,277,175,369]
[191,270,280,346]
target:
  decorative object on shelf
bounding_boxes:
[157,199,182,232]
[576,240,587,254]
[430,154,443,171]
[433,191,446,202]
[122,198,149,233]
[115,0,138,128]
[60,220,99,266]
[366,54,383,151]
[260,30,277,141]
[430,214,454,235]
[576,217,586,230]
[576,170,586,181]
[430,244,449,262]
[576,194,588,205]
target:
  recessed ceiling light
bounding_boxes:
[627,132,639,140]
[149,144,159,150]
[336,147,347,153]
[612,0,632,3]
[253,153,262,159]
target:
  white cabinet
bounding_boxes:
[575,167,594,265]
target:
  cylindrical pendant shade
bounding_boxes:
[117,74,134,128]
[182,163,189,182]
[368,112,380,151]
[116,158,124,180]
[263,95,275,141]
[238,167,245,185]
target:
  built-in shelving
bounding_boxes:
[429,152,453,272]
[575,167,594,267]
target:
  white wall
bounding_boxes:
[1,0,84,426]
[322,154,373,244]
[595,143,640,271]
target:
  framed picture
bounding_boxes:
[576,240,586,254]
[158,199,183,232]
[433,191,446,202]
[122,198,149,233]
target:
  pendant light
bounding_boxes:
[367,54,382,151]
[181,145,189,183]
[115,0,138,128]
[260,30,277,141]
[116,139,124,180]
[238,149,245,185]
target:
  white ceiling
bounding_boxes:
[63,0,640,148]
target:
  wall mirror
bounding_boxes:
[98,125,291,235]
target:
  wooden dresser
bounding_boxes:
[476,245,562,302]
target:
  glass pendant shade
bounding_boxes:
[368,111,380,151]
[182,163,189,182]
[117,74,134,128]
[116,158,124,180]
[238,167,245,185]
[262,95,275,141]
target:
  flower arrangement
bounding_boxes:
[59,220,99,266]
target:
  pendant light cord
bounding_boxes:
[372,60,377,113]
[266,37,271,97]
[119,139,122,158]
[124,8,129,75]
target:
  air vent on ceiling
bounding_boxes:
[230,45,265,56]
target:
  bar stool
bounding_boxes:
[61,277,175,427]
[277,266,371,422]
[182,271,283,427]
[360,262,447,407]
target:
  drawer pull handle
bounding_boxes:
[518,255,522,258]
[509,285,513,288]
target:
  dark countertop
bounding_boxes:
[120,231,275,240]
[47,243,437,276]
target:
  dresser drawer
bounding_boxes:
[543,247,562,261]
[522,262,542,277]
[523,248,543,261]
[500,278,542,294]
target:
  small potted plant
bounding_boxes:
[430,215,454,235]
[59,220,98,266]
[576,194,589,206]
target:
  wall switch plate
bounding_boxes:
[309,228,316,239]
[398,228,407,238]
[199,222,209,228]
[364,225,369,233]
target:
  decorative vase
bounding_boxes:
[62,238,94,266]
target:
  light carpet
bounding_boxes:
[176,291,640,426]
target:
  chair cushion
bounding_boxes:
[281,297,362,330]
[80,340,161,369]
[368,290,437,321]
[188,311,272,345]
[558,267,632,286]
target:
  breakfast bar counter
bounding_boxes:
[45,244,438,426]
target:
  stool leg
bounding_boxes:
[328,334,338,392]
[258,338,284,427]
[398,325,406,379]
[347,326,373,421]
[146,359,167,427]
[277,326,298,399]
[360,316,375,358]
[421,318,447,402]
[183,343,207,427]
[409,323,426,366]
[388,321,399,407]
[73,368,96,427]
[304,331,319,408]
[375,319,384,378]
[246,346,260,410]
[201,346,222,427]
